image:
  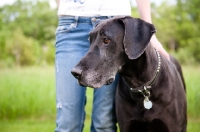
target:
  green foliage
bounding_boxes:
[174,0,200,63]
[0,0,200,67]
[151,2,179,50]
[0,0,57,44]
[140,0,200,64]
[7,29,41,66]
[0,0,57,67]
[171,48,196,65]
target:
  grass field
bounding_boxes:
[0,66,200,132]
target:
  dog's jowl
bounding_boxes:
[71,16,187,132]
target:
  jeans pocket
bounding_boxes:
[55,23,76,34]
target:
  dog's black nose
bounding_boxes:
[71,67,83,79]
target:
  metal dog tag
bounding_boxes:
[143,97,152,109]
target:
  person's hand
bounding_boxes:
[150,35,170,60]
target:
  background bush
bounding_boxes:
[0,0,56,68]
[0,0,200,67]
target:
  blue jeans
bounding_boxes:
[55,16,118,132]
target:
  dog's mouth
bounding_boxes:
[105,78,114,85]
[77,80,86,87]
[77,78,115,89]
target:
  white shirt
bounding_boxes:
[58,0,131,16]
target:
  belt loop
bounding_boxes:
[73,16,78,28]
[107,16,113,19]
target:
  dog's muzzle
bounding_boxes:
[105,78,114,85]
[71,67,83,80]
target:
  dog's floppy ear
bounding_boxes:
[118,16,156,59]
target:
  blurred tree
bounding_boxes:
[176,0,200,62]
[132,1,200,63]
[1,0,57,45]
[0,0,199,66]
[151,2,179,51]
[6,29,41,66]
[132,2,180,51]
[0,0,57,67]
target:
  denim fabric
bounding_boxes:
[55,16,118,132]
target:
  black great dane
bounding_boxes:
[71,16,187,132]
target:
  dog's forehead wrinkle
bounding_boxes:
[89,30,98,37]
[93,21,108,32]
[94,22,120,39]
[89,31,95,36]
[101,30,112,38]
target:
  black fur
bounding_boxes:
[71,16,187,132]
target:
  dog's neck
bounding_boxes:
[120,44,161,89]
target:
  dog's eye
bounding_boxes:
[103,38,110,44]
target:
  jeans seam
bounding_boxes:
[79,90,86,132]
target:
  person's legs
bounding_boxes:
[91,75,119,132]
[55,16,90,132]
[55,58,87,132]
[89,16,118,132]
[55,16,117,132]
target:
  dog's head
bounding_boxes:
[71,16,156,88]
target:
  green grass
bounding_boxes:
[0,67,56,119]
[0,118,55,132]
[183,66,200,118]
[0,66,200,132]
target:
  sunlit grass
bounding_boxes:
[0,66,200,132]
[0,67,56,119]
[183,65,200,118]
